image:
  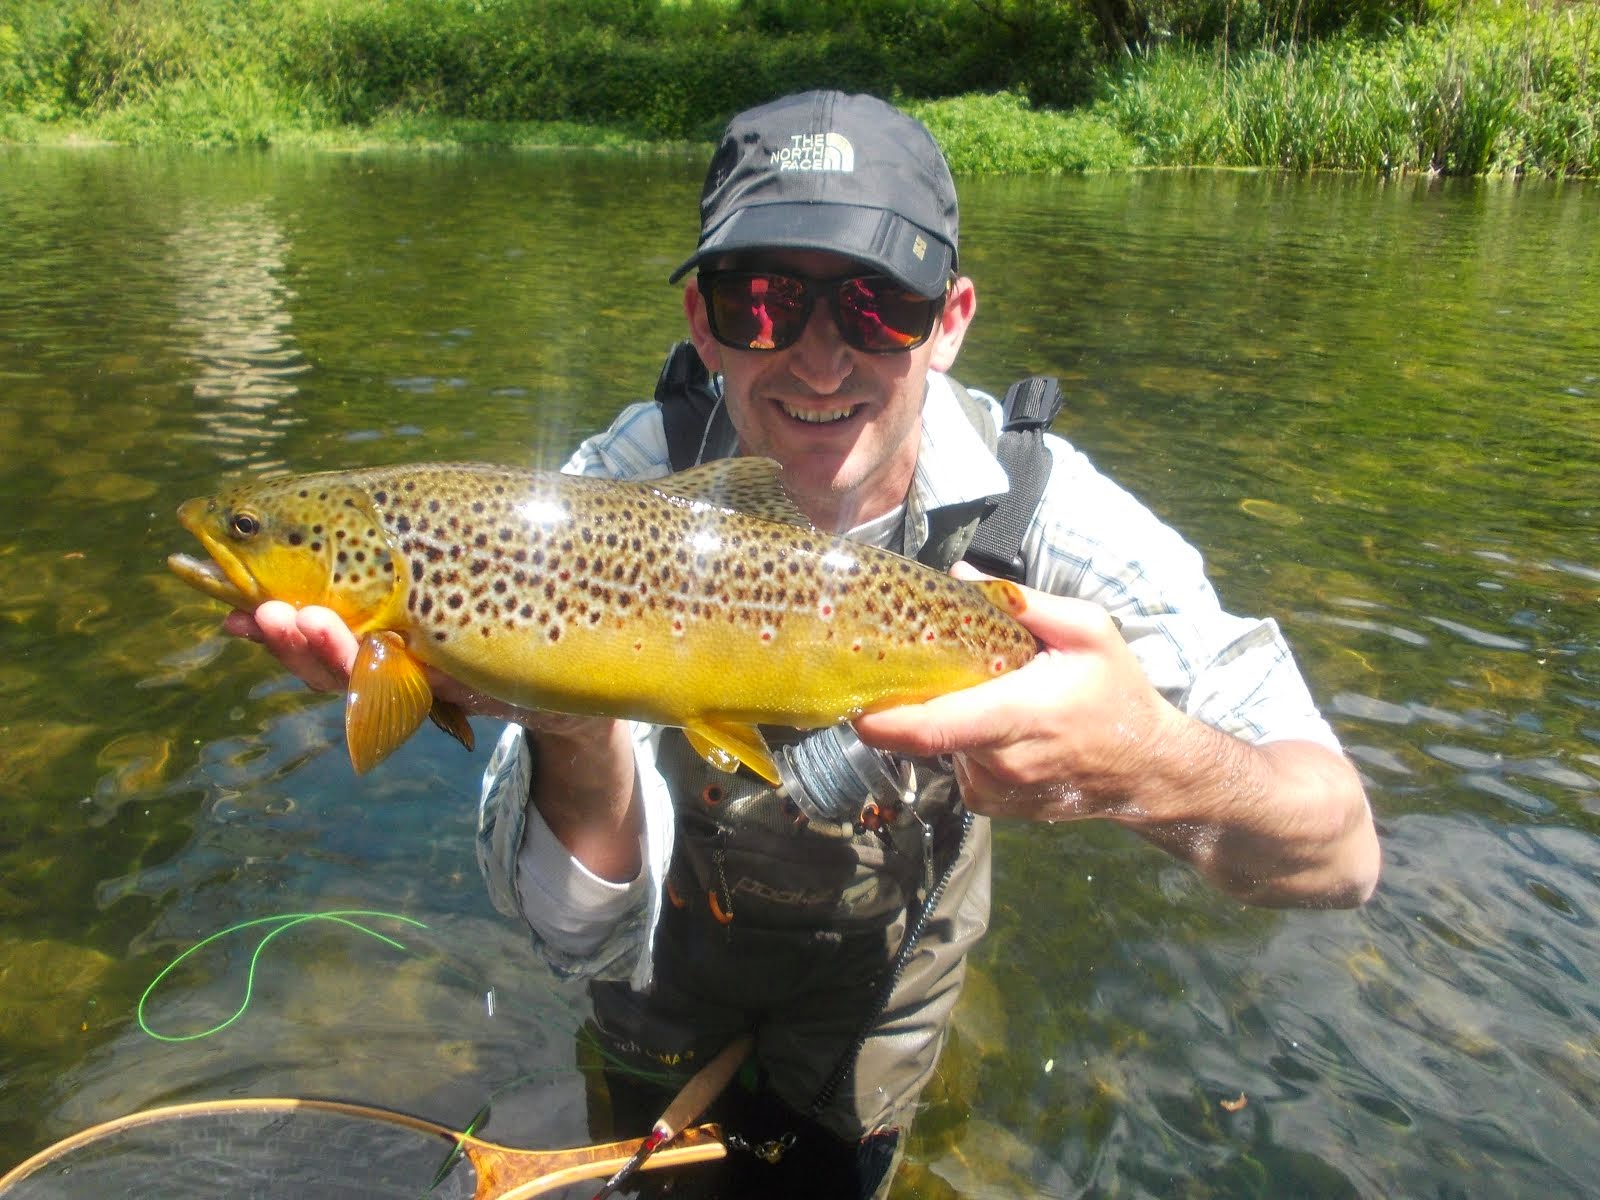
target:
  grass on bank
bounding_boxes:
[1103,3,1599,175]
[0,0,1595,175]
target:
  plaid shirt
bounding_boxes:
[477,373,1341,988]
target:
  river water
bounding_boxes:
[0,149,1595,1198]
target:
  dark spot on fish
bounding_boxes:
[396,516,411,533]
[470,560,488,576]
[493,579,507,594]
[420,596,433,615]
[374,491,388,505]
[446,593,464,609]
[288,532,303,547]
[519,603,533,619]
[547,626,560,642]
[428,500,441,513]
[411,561,424,582]
[472,501,485,514]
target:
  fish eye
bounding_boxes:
[229,512,261,539]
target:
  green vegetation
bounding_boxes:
[0,0,1594,174]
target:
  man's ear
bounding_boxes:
[927,276,976,374]
[683,280,723,375]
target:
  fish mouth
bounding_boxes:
[779,400,863,425]
[167,551,253,608]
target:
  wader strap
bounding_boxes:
[657,340,732,470]
[962,376,1064,582]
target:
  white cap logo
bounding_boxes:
[772,131,855,172]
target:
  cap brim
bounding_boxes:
[669,202,954,297]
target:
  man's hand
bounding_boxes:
[852,566,1173,822]
[853,566,1380,907]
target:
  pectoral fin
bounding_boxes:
[684,720,781,786]
[346,630,433,774]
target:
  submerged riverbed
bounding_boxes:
[0,149,1596,1197]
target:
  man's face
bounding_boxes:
[684,250,976,532]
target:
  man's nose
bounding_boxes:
[786,300,853,393]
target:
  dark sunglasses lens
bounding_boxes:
[705,274,808,351]
[835,278,940,352]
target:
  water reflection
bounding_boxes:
[168,202,308,469]
[0,151,1597,1198]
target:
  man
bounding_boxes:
[232,91,1379,1196]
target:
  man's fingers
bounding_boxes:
[231,601,356,693]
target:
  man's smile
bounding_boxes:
[778,400,864,424]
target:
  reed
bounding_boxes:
[1100,3,1598,175]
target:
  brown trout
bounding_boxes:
[167,458,1036,780]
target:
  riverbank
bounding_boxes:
[1,1,1594,175]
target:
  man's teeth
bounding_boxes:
[782,402,858,424]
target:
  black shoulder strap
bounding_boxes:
[961,376,1064,582]
[655,340,725,470]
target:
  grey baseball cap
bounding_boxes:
[669,90,959,299]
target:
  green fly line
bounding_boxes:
[137,910,430,1042]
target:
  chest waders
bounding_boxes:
[643,342,1063,1142]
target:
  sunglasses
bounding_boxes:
[697,270,948,354]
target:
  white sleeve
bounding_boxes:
[476,722,675,989]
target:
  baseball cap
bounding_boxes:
[669,90,959,299]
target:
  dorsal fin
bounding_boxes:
[652,457,812,528]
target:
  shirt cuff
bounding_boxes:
[515,782,647,957]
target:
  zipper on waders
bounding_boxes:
[807,808,973,1117]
